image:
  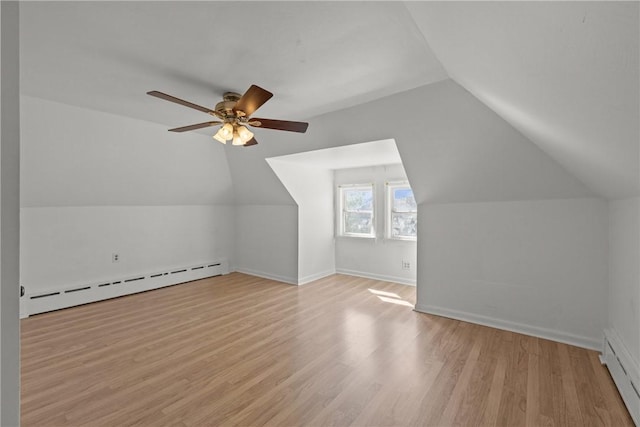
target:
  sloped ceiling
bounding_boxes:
[226,79,595,205]
[21,96,235,207]
[18,2,639,200]
[405,1,639,199]
[19,2,446,124]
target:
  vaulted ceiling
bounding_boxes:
[20,1,639,200]
[406,1,639,198]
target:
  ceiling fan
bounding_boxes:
[147,85,308,147]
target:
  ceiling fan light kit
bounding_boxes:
[147,85,308,147]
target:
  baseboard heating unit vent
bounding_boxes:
[602,329,640,425]
[21,259,227,318]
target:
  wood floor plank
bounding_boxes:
[480,349,508,426]
[526,337,540,427]
[21,273,634,426]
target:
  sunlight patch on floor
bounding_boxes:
[367,288,400,299]
[368,288,413,307]
[376,295,414,307]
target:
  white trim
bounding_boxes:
[21,258,229,318]
[234,268,298,285]
[336,268,416,286]
[335,235,377,240]
[298,269,336,285]
[602,329,640,425]
[338,182,374,188]
[414,303,600,350]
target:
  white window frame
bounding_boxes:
[337,183,375,238]
[385,181,417,241]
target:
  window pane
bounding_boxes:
[344,188,373,211]
[391,212,417,238]
[393,188,416,212]
[344,212,373,235]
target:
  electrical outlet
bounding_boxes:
[112,253,120,263]
[402,261,411,270]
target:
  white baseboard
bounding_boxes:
[21,259,229,318]
[234,267,413,287]
[298,269,336,285]
[335,268,416,286]
[414,303,601,351]
[234,268,298,285]
[602,329,640,425]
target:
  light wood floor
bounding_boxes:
[22,273,632,426]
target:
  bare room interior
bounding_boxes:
[0,1,638,426]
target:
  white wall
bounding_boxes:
[334,164,417,285]
[416,198,609,349]
[227,80,593,291]
[605,197,640,423]
[267,160,335,284]
[21,205,234,294]
[226,80,594,207]
[234,205,298,284]
[21,96,234,207]
[20,96,236,303]
[608,197,640,366]
[224,80,604,349]
[298,169,335,284]
[1,2,21,425]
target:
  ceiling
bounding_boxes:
[406,1,639,198]
[266,139,402,170]
[19,1,639,199]
[20,1,447,125]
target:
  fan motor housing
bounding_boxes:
[215,92,243,117]
[222,92,241,102]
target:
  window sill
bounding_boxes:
[336,234,376,240]
[386,237,417,243]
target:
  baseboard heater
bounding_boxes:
[602,329,640,425]
[21,260,227,318]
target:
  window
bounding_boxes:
[386,182,417,240]
[338,184,375,237]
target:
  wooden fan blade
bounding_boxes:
[234,85,273,116]
[168,121,222,132]
[147,91,216,114]
[251,118,309,133]
[243,137,258,147]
